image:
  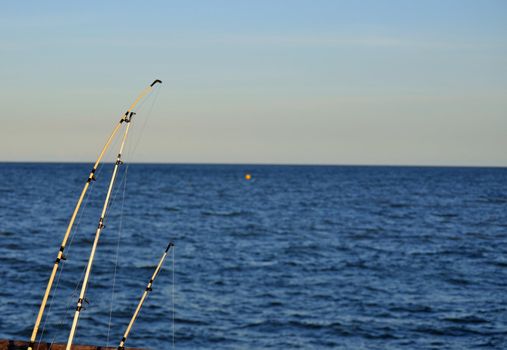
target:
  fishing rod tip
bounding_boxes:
[166,242,175,252]
[150,79,162,87]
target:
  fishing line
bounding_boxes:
[119,86,173,347]
[103,91,157,345]
[106,163,129,348]
[49,261,88,336]
[122,87,152,159]
[130,86,161,158]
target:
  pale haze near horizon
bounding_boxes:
[1,1,506,166]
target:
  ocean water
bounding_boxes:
[0,163,506,349]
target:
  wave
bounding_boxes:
[443,315,489,325]
[0,230,15,237]
[201,210,249,217]
[163,206,180,212]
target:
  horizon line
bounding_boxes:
[0,160,506,169]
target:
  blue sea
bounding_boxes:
[0,163,506,349]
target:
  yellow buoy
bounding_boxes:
[245,173,252,181]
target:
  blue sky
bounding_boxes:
[1,1,506,165]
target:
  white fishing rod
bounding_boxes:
[28,79,162,350]
[118,242,174,350]
[64,80,162,350]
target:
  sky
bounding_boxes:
[0,0,506,166]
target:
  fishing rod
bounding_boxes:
[66,112,132,350]
[65,80,162,350]
[28,79,162,350]
[118,242,174,350]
